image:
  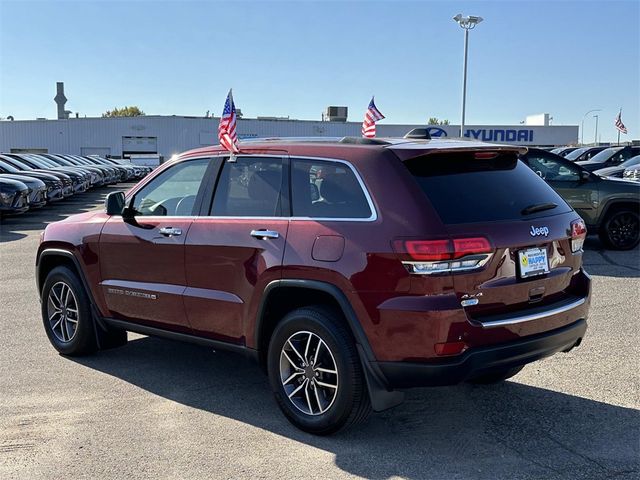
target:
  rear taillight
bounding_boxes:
[394,237,493,275]
[571,219,587,253]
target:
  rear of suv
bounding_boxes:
[36,138,590,434]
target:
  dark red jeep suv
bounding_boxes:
[37,137,591,434]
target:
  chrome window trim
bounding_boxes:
[121,153,378,222]
[201,154,377,222]
[288,155,377,222]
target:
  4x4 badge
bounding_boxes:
[530,226,549,237]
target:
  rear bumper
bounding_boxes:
[377,319,587,388]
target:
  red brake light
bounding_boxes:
[452,237,492,259]
[570,219,587,252]
[571,219,587,238]
[474,151,499,159]
[403,239,451,261]
[396,237,493,261]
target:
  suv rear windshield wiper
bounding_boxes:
[521,202,558,215]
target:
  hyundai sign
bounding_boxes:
[427,126,533,142]
[378,124,579,146]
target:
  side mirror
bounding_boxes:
[105,191,126,215]
[580,170,591,182]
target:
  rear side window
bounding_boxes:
[211,156,283,216]
[291,158,372,219]
[404,153,572,224]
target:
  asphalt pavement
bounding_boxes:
[0,184,638,480]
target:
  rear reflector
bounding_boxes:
[570,219,587,252]
[434,341,468,356]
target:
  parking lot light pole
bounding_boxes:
[453,14,483,138]
[581,109,601,145]
[593,114,599,145]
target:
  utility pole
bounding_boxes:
[453,14,483,138]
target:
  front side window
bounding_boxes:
[211,157,283,216]
[131,158,209,216]
[291,158,372,219]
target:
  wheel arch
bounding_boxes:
[254,279,404,411]
[599,199,640,229]
[254,279,375,366]
[37,249,94,306]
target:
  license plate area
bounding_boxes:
[518,247,549,278]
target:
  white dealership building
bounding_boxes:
[0,115,579,161]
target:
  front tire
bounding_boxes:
[41,266,98,356]
[267,306,371,435]
[599,209,640,250]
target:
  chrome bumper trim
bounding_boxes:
[479,297,587,329]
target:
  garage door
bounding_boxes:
[122,136,157,155]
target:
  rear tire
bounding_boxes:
[599,209,640,250]
[267,306,371,435]
[41,266,98,356]
[468,365,524,385]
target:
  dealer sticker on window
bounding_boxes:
[518,247,549,278]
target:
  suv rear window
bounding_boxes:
[404,152,572,224]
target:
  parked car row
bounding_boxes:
[550,145,640,180]
[0,153,151,215]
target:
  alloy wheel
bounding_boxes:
[47,281,79,343]
[608,212,639,249]
[279,331,339,416]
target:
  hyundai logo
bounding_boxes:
[427,127,448,137]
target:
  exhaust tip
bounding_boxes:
[562,337,582,353]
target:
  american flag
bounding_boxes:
[361,97,385,138]
[615,110,628,134]
[218,89,239,153]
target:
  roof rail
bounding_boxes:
[338,137,391,145]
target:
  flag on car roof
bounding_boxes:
[615,109,628,134]
[361,97,385,138]
[218,89,239,153]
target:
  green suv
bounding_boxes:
[522,148,640,250]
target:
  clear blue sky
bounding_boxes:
[0,0,638,142]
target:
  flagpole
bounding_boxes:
[617,108,621,146]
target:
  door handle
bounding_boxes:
[159,227,183,237]
[250,229,279,240]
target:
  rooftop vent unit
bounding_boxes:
[325,106,348,122]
